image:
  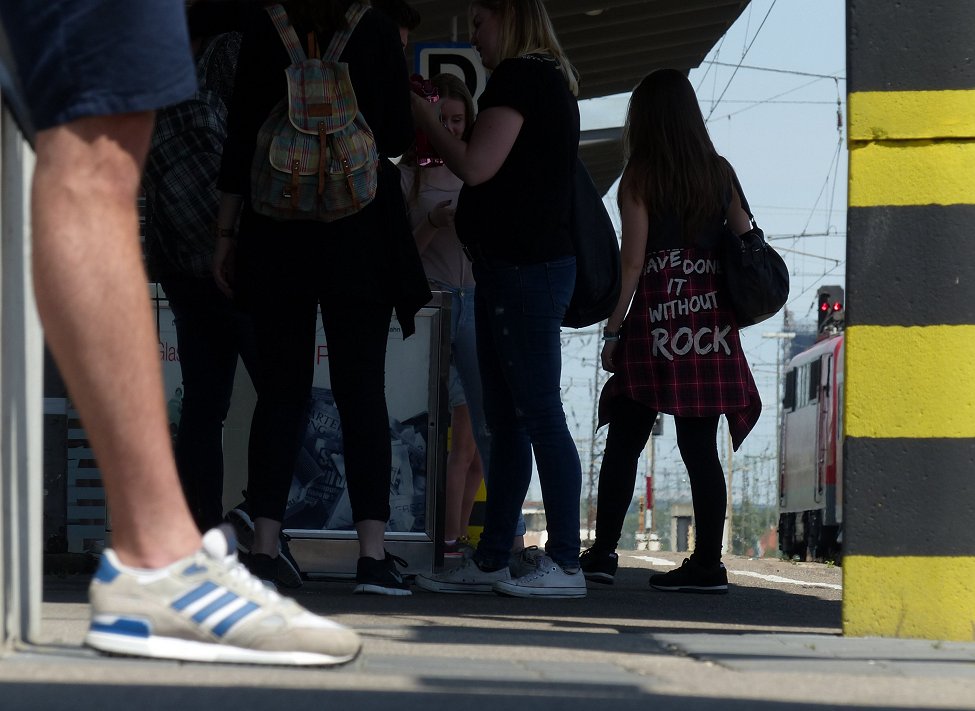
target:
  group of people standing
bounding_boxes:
[405,2,762,599]
[166,0,591,601]
[0,0,760,668]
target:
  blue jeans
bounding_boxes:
[435,283,527,539]
[161,275,259,532]
[471,256,582,569]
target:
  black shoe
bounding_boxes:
[276,533,304,589]
[648,557,728,594]
[225,505,303,589]
[354,552,412,596]
[580,547,618,584]
[238,551,279,590]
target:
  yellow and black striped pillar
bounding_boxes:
[466,481,486,546]
[844,1,975,640]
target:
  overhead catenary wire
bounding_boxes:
[707,99,838,105]
[700,60,844,81]
[824,80,845,235]
[773,246,842,266]
[766,230,846,239]
[705,76,834,122]
[704,0,778,121]
[695,31,728,94]
[798,136,844,236]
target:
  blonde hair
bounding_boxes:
[431,73,476,142]
[470,0,578,96]
[403,73,477,203]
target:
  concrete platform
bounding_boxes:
[3,551,973,711]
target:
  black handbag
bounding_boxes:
[563,157,621,328]
[721,172,789,328]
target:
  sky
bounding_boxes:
[543,0,849,510]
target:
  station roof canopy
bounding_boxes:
[407,0,751,194]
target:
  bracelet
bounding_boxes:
[427,212,439,229]
[216,227,236,240]
[602,328,620,342]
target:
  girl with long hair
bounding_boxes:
[581,69,761,593]
[214,0,429,595]
[399,73,488,557]
[412,0,586,598]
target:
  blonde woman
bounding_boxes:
[413,0,585,598]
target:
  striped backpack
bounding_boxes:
[250,3,378,223]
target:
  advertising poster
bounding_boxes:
[283,312,437,534]
[153,290,443,541]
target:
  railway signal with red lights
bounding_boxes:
[817,285,845,332]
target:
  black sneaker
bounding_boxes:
[238,551,278,590]
[580,547,619,585]
[277,533,304,588]
[648,557,728,594]
[354,552,412,596]
[225,506,303,589]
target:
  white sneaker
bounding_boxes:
[508,545,545,578]
[415,557,510,594]
[493,554,588,598]
[85,527,361,666]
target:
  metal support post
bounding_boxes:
[0,101,42,651]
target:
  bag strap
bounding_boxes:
[265,4,308,65]
[323,2,369,61]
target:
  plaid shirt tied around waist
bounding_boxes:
[599,245,761,450]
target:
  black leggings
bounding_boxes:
[594,398,726,565]
[240,228,394,526]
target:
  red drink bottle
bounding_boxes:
[410,74,444,167]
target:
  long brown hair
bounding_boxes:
[620,69,730,242]
[469,0,578,96]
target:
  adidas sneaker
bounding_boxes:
[84,527,360,665]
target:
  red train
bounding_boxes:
[777,331,844,562]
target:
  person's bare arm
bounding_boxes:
[412,94,523,186]
[601,178,648,372]
[727,184,752,234]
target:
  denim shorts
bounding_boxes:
[447,364,466,409]
[0,0,196,130]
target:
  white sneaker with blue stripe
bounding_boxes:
[84,527,360,666]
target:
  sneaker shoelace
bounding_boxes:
[217,551,285,603]
[386,552,409,570]
[444,558,490,580]
[515,559,561,583]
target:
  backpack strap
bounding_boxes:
[323,2,369,61]
[265,4,308,65]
